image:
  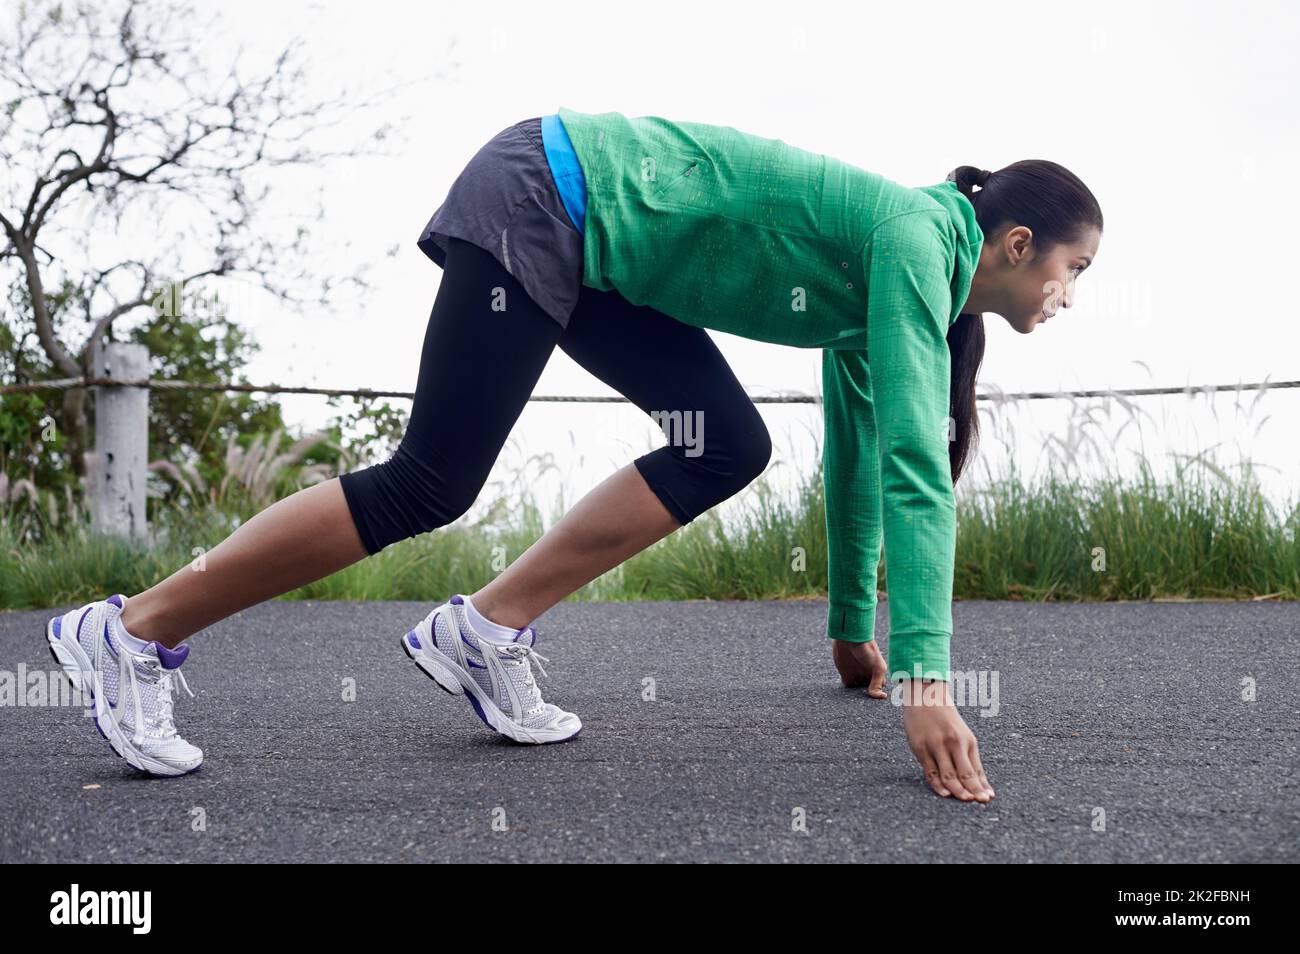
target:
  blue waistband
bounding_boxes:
[541,113,586,234]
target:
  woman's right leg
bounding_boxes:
[120,236,565,647]
[470,284,774,629]
[119,478,369,648]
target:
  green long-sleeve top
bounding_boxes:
[556,108,984,681]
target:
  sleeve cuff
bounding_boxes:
[827,601,877,643]
[887,630,952,682]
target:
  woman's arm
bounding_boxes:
[857,210,959,683]
[821,347,884,645]
[832,211,995,802]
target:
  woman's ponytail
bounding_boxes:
[944,165,992,485]
[945,311,985,485]
[947,165,994,193]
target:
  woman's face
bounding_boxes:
[989,225,1102,334]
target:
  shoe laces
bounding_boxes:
[498,644,550,715]
[122,651,194,747]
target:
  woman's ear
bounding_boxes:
[1005,225,1035,266]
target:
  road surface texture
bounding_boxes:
[2,598,1296,863]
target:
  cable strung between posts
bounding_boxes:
[1,376,1297,402]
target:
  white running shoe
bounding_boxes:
[46,594,203,777]
[400,594,582,744]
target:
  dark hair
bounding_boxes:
[943,161,1104,484]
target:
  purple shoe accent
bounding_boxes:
[52,617,62,639]
[465,694,492,728]
[407,631,422,650]
[450,594,465,605]
[107,594,125,609]
[513,626,537,647]
[154,642,190,670]
[466,658,487,669]
[77,608,94,645]
[103,623,117,654]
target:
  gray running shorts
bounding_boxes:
[416,116,585,329]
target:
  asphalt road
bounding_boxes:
[1,598,1296,863]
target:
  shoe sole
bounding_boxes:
[400,627,581,745]
[45,614,202,778]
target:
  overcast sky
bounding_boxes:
[198,0,1299,513]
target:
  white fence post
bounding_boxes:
[90,341,149,540]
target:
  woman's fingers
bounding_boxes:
[948,738,992,802]
[967,736,995,799]
[899,679,992,803]
[932,742,977,801]
[831,640,890,698]
[918,747,950,797]
[867,648,889,699]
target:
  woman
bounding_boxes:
[47,109,1102,802]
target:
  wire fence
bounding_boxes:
[4,376,1298,403]
[10,345,1296,541]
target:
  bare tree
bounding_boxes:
[0,0,414,473]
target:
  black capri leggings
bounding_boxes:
[338,237,773,555]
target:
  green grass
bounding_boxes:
[2,445,1296,611]
[954,457,1299,601]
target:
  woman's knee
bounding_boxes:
[680,404,772,498]
[346,438,486,546]
[714,405,772,491]
[397,438,486,529]
[738,412,773,482]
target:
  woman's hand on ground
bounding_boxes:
[831,638,889,698]
[899,678,996,803]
